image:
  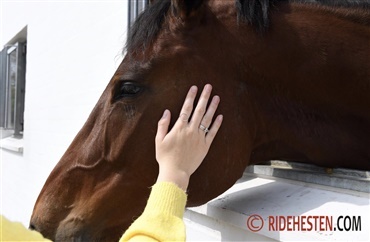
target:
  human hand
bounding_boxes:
[155,84,223,191]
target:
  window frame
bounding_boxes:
[0,41,27,138]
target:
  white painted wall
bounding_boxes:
[1,0,127,226]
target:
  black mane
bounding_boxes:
[126,0,370,53]
[237,0,370,32]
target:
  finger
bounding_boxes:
[198,95,220,131]
[206,114,223,144]
[155,109,171,142]
[177,86,198,126]
[190,84,212,127]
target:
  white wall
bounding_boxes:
[1,1,127,226]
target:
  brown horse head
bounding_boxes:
[30,1,252,240]
[31,0,370,241]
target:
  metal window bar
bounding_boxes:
[128,0,150,34]
[5,46,17,130]
[14,42,26,137]
[0,47,9,128]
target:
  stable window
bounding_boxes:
[0,42,26,139]
[128,0,150,31]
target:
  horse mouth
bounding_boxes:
[29,219,58,241]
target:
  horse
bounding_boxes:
[30,0,370,241]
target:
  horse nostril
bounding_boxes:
[29,223,37,231]
[29,220,57,241]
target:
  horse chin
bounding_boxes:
[54,226,123,242]
[52,215,128,242]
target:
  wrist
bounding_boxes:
[156,167,190,191]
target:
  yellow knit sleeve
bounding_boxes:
[120,182,187,242]
[1,215,51,241]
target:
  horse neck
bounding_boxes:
[224,2,370,165]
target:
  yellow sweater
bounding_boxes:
[1,182,187,242]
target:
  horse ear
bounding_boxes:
[171,0,204,18]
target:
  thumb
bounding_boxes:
[155,109,171,142]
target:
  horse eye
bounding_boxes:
[114,82,142,101]
[121,83,141,95]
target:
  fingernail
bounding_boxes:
[214,95,220,103]
[190,86,197,93]
[162,109,169,118]
[218,115,223,121]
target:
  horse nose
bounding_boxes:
[29,218,42,233]
[29,222,37,231]
[29,217,57,241]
